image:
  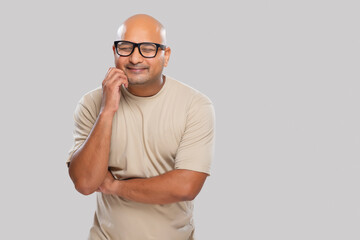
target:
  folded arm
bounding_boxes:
[68,112,114,195]
[98,169,208,204]
[68,68,129,195]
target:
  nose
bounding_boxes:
[129,46,144,64]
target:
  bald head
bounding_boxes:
[116,14,167,45]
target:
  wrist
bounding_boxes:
[112,180,124,197]
[99,110,115,120]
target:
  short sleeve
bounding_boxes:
[174,93,215,175]
[66,98,97,165]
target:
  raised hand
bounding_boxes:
[100,67,129,115]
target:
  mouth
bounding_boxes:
[126,66,148,74]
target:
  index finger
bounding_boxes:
[102,68,113,87]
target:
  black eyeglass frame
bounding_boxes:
[114,40,167,58]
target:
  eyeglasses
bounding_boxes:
[114,40,166,58]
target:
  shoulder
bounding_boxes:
[79,86,102,104]
[77,86,102,116]
[166,76,213,108]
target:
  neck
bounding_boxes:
[127,75,165,97]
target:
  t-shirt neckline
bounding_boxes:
[121,75,168,102]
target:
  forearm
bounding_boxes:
[69,111,114,195]
[110,170,207,204]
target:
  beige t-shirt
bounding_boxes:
[67,76,215,240]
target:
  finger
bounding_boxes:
[108,170,116,179]
[103,67,125,87]
[102,67,113,87]
[123,78,129,88]
[107,68,125,78]
[105,67,112,77]
[112,71,129,88]
[103,69,127,87]
[105,74,128,89]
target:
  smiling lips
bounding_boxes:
[127,66,148,73]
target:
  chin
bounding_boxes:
[127,77,149,85]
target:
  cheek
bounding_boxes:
[115,58,126,70]
[149,58,165,71]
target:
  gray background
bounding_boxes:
[0,0,359,239]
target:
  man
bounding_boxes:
[67,14,215,240]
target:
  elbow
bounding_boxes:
[74,180,97,196]
[177,184,199,201]
[68,164,98,195]
[69,170,97,196]
[182,193,196,202]
[184,191,198,201]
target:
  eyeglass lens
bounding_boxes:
[117,42,158,57]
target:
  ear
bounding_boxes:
[112,45,116,55]
[163,47,171,67]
